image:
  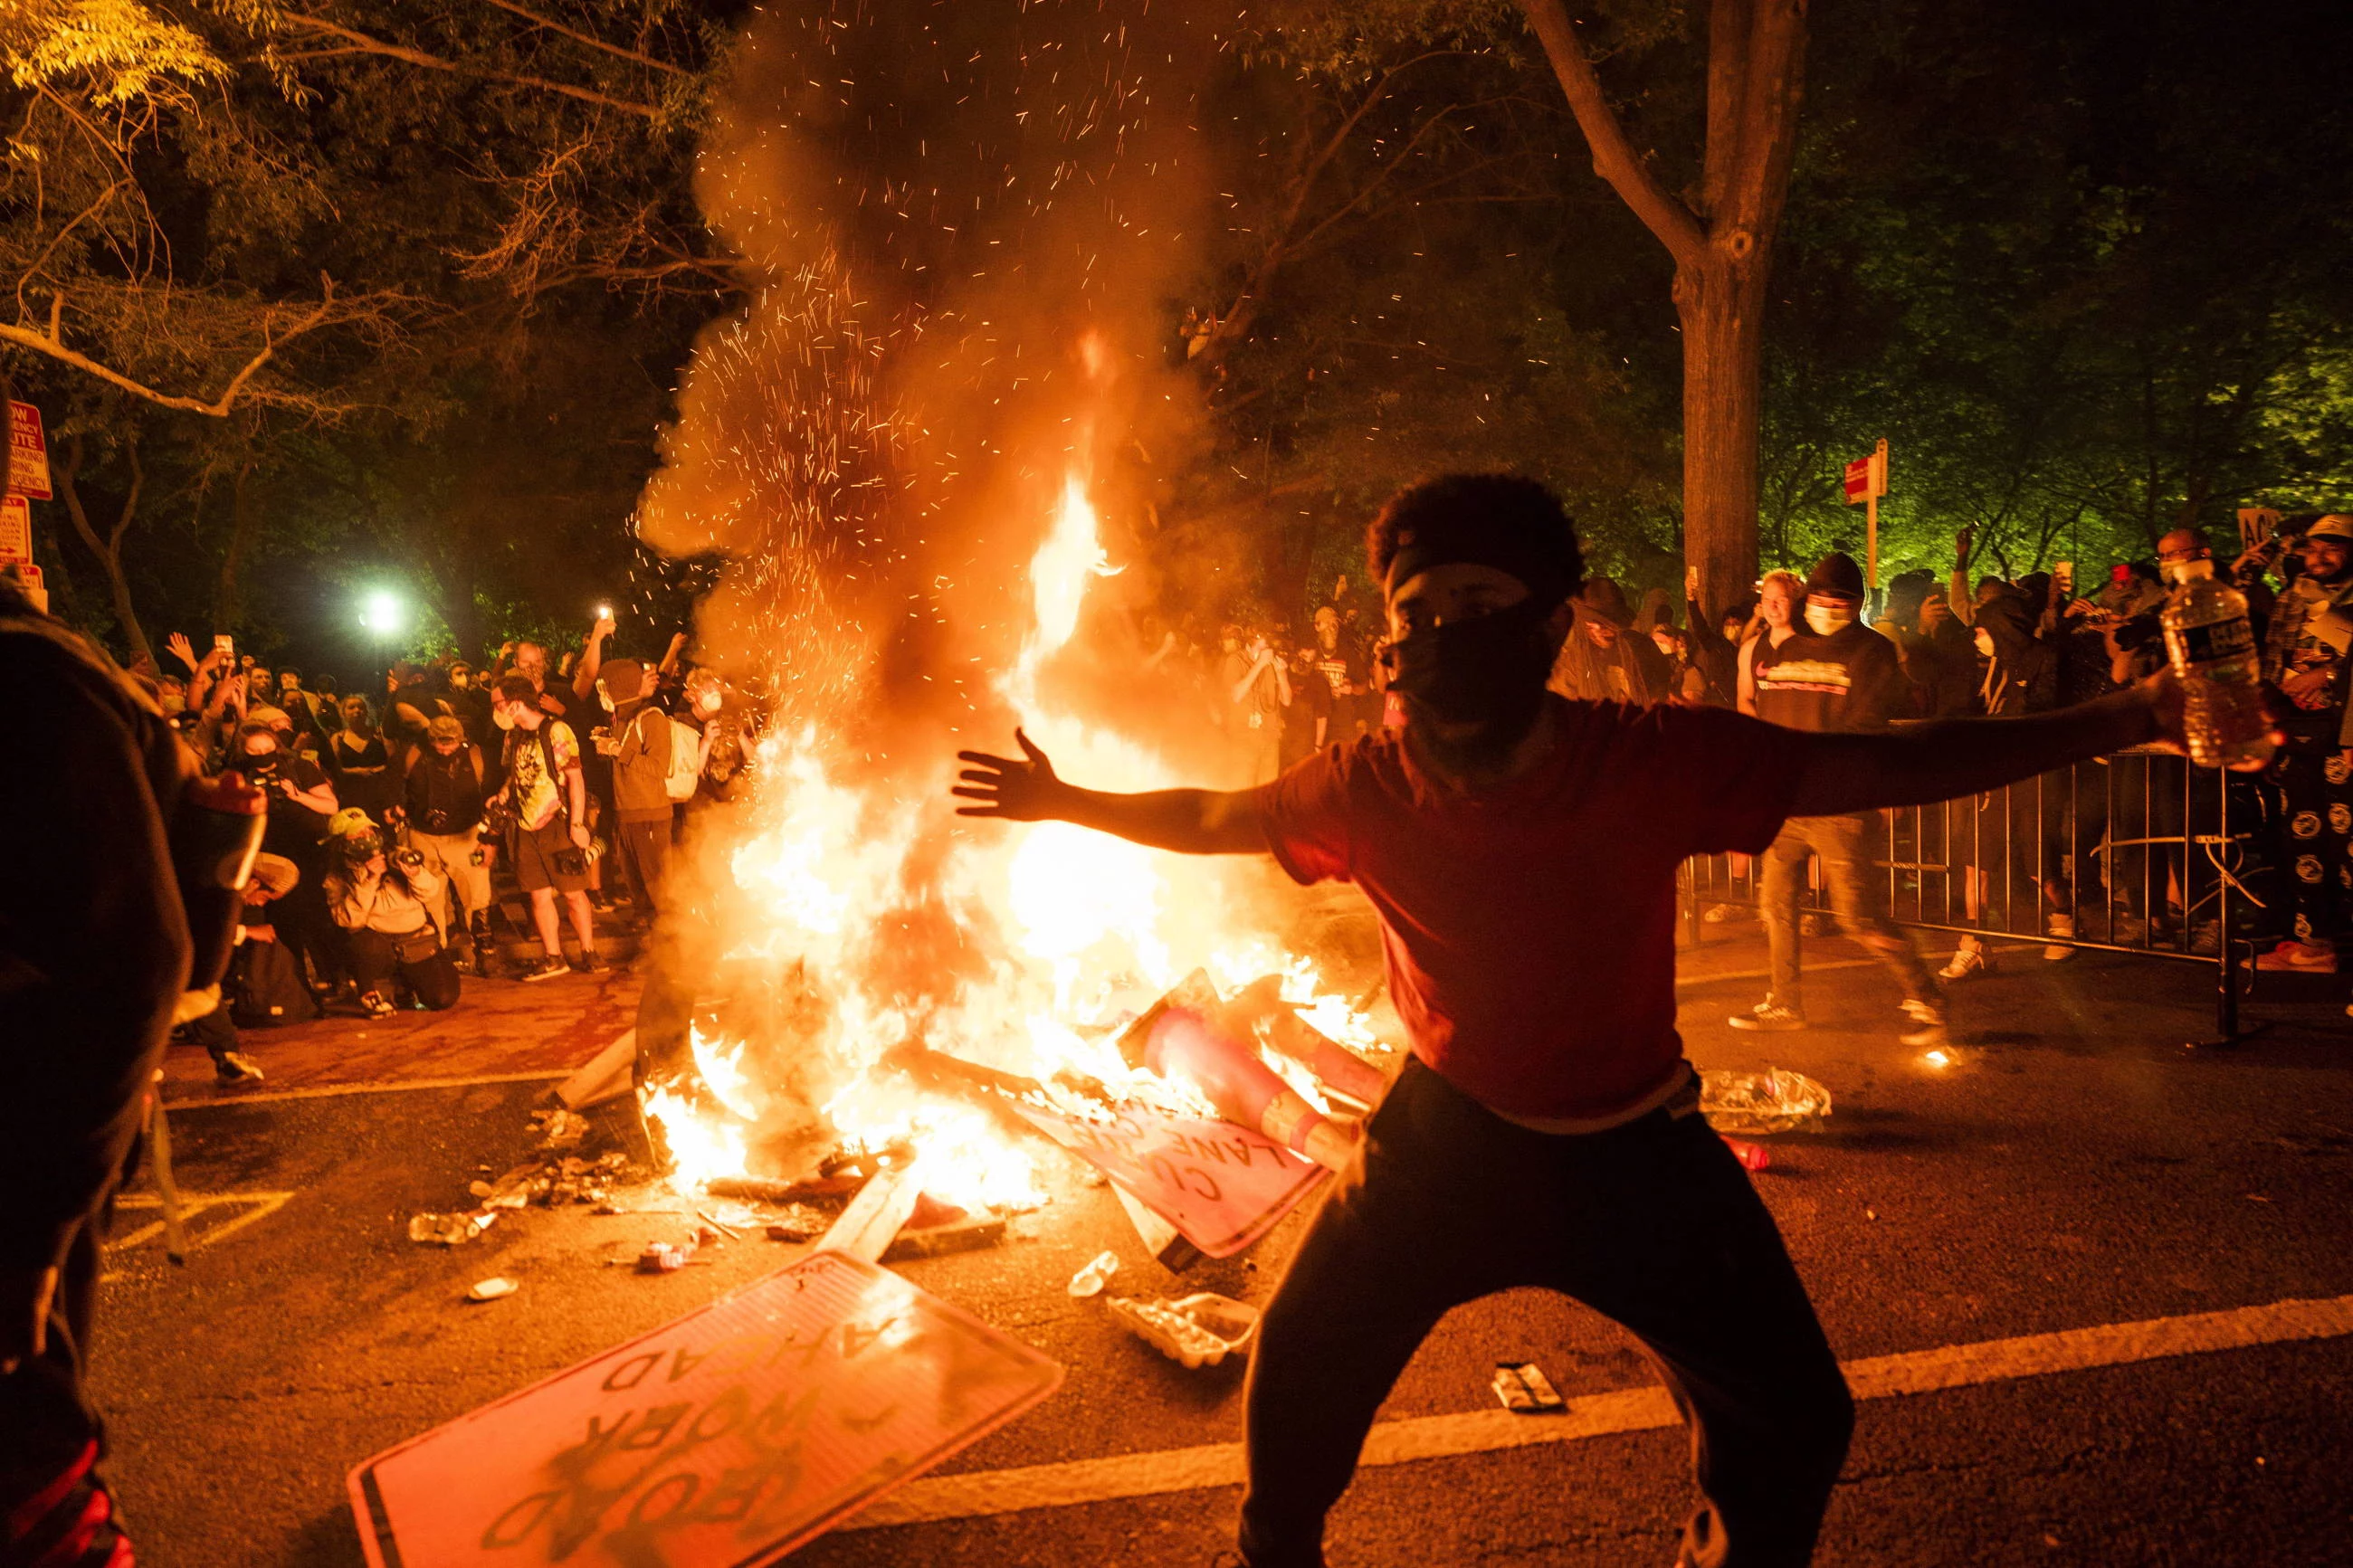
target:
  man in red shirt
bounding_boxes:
[954,474,2237,1568]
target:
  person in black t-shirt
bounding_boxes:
[1735,553,1944,1043]
[395,716,496,974]
[237,720,341,999]
[1281,644,1331,765]
[328,694,394,822]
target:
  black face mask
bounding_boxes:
[1384,597,1558,744]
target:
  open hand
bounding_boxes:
[954,729,1066,821]
[0,1264,57,1375]
[166,632,196,671]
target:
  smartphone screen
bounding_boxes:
[214,634,234,656]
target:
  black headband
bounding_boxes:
[1383,520,1577,610]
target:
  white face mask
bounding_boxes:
[1803,601,1855,637]
[1974,627,1996,659]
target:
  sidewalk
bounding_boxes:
[164,966,639,1106]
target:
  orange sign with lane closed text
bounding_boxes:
[1005,1099,1330,1258]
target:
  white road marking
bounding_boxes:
[849,1291,2353,1530]
[162,1069,568,1110]
[109,1190,296,1251]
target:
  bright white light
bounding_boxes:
[1922,1049,1951,1069]
[359,590,404,636]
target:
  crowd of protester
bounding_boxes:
[126,614,744,1082]
[76,509,2353,1088]
[1171,514,2351,1026]
[1614,517,2351,1015]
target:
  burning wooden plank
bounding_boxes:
[815,1164,923,1263]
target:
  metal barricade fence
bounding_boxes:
[1680,746,2273,1041]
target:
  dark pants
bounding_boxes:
[615,815,670,916]
[272,870,340,991]
[1759,813,1938,1011]
[1239,1059,1853,1568]
[1,1190,113,1550]
[180,996,239,1066]
[2275,724,2352,946]
[347,927,462,1010]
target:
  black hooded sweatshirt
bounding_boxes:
[1974,593,2058,715]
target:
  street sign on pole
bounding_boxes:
[6,403,50,500]
[1843,440,1889,592]
[0,495,28,565]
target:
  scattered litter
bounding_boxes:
[1104,1292,1260,1369]
[767,1218,824,1243]
[467,1277,519,1303]
[408,1212,494,1246]
[1721,1136,1771,1173]
[1067,1250,1121,1297]
[529,1107,590,1152]
[636,1240,695,1273]
[1700,1068,1833,1136]
[1491,1362,1566,1413]
[696,1212,742,1240]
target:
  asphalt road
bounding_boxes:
[95,936,2353,1567]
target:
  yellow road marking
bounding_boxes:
[162,1069,568,1110]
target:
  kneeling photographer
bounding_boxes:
[321,812,461,1017]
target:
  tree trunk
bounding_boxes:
[1517,0,1805,622]
[58,439,155,669]
[214,458,256,632]
[1677,252,1768,618]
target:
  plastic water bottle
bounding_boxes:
[2160,560,2274,769]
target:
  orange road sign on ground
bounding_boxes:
[348,1251,1062,1567]
[1007,1098,1330,1258]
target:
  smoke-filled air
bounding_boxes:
[628,0,1393,1210]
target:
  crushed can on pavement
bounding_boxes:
[635,1240,693,1274]
[1720,1136,1771,1172]
[1491,1362,1566,1413]
[408,1212,493,1246]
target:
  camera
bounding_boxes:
[390,846,427,872]
[243,754,281,780]
[552,837,605,879]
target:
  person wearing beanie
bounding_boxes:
[395,713,497,975]
[1732,552,1947,1044]
[951,471,2251,1568]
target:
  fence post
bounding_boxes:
[2193,769,2267,1050]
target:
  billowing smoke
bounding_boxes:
[637,0,1236,761]
[626,1,1325,1191]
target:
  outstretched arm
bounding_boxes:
[1787,671,2271,816]
[954,730,1269,855]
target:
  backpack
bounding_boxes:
[230,940,319,1027]
[628,708,702,802]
